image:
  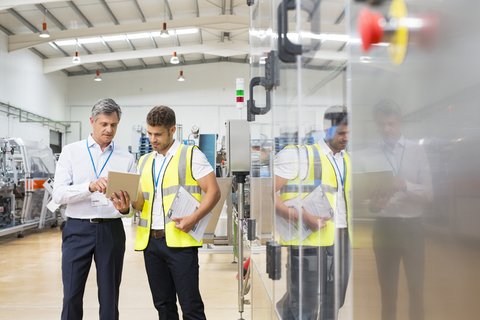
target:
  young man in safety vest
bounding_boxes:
[274,105,351,320]
[119,105,220,320]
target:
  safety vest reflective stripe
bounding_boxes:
[139,152,153,174]
[163,185,178,197]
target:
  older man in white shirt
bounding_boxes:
[53,98,136,320]
[359,99,433,320]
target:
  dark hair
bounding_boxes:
[91,98,122,122]
[147,106,176,128]
[372,99,402,119]
[323,105,348,128]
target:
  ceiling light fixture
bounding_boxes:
[39,9,50,38]
[170,52,179,64]
[72,50,81,64]
[72,40,81,64]
[160,0,170,38]
[94,70,102,81]
[178,70,185,82]
[160,23,169,38]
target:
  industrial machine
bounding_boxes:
[0,137,57,237]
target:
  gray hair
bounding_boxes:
[372,99,402,119]
[91,98,122,122]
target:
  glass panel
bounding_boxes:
[350,1,480,319]
[249,1,277,319]
[272,1,349,319]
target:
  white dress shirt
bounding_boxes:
[53,135,136,219]
[275,140,348,228]
[356,136,433,218]
[149,140,214,230]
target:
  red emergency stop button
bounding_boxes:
[358,7,384,51]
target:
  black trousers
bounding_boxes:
[373,217,425,320]
[143,236,206,320]
[277,232,351,320]
[61,218,126,320]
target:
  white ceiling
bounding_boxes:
[0,0,347,77]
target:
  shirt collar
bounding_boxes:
[154,139,180,159]
[87,134,114,150]
[381,135,405,150]
[318,139,346,158]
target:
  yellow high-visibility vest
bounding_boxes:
[135,144,202,251]
[279,143,351,246]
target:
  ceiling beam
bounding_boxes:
[194,0,200,17]
[334,6,347,24]
[29,47,48,59]
[7,8,39,33]
[67,57,247,76]
[77,42,91,55]
[0,0,60,11]
[66,1,93,28]
[98,0,120,25]
[165,0,173,20]
[49,42,69,57]
[149,32,158,48]
[9,15,252,52]
[99,37,114,52]
[0,24,14,36]
[44,41,250,73]
[35,4,66,30]
[118,60,127,70]
[125,35,136,50]
[132,0,146,23]
[44,41,347,74]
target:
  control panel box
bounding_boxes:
[225,120,251,174]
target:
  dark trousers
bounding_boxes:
[143,236,206,320]
[61,218,126,320]
[373,217,425,320]
[277,232,351,320]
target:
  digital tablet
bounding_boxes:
[352,170,394,201]
[105,170,141,202]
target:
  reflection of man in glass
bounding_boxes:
[275,105,351,320]
[364,99,432,320]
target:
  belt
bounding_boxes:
[67,217,116,223]
[151,229,165,239]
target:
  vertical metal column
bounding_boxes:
[236,175,246,319]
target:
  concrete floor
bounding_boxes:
[0,224,250,320]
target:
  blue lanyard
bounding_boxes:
[153,156,167,194]
[332,156,345,191]
[381,138,405,176]
[87,139,114,179]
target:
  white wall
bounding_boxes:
[66,62,251,148]
[0,31,68,144]
[66,63,345,150]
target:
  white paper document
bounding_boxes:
[277,186,334,242]
[167,186,211,242]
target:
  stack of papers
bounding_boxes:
[277,186,334,242]
[167,186,211,242]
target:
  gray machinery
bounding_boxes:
[0,137,57,237]
[225,119,252,320]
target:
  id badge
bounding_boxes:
[91,193,108,206]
